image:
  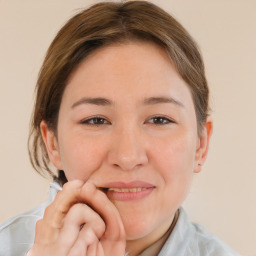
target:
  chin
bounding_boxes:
[119,211,154,239]
[124,225,153,240]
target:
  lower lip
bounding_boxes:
[106,187,155,201]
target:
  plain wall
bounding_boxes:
[0,1,255,255]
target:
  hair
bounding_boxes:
[28,0,210,181]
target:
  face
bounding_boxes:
[41,41,211,242]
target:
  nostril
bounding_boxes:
[107,138,148,171]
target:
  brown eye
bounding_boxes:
[147,116,174,125]
[81,117,110,125]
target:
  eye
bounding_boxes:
[147,116,174,125]
[81,116,110,126]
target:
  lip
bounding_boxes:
[100,181,155,202]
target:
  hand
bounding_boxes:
[28,180,126,256]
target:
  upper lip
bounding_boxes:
[99,180,155,189]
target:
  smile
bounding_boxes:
[99,181,155,201]
[107,187,148,192]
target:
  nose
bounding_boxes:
[107,126,148,171]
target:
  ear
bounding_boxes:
[40,120,63,170]
[194,116,213,173]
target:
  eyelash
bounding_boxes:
[80,115,175,126]
[146,116,174,125]
[81,116,110,126]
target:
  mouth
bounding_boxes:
[99,181,155,201]
[102,187,148,192]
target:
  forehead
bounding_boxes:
[63,41,194,108]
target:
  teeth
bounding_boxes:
[107,187,147,192]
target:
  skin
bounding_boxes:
[32,41,212,256]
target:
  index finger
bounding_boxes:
[79,182,126,242]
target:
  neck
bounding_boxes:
[125,210,179,256]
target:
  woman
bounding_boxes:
[0,1,238,255]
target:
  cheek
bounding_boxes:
[151,131,197,212]
[58,134,107,181]
[152,130,196,184]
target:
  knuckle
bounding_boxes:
[43,203,53,217]
[68,202,85,216]
[62,180,84,191]
[84,228,98,245]
[43,203,64,229]
[71,202,84,210]
[35,219,43,231]
[44,201,65,221]
[93,218,106,236]
[54,201,68,216]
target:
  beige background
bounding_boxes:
[0,1,255,255]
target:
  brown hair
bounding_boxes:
[28,0,209,180]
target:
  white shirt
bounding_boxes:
[0,182,239,256]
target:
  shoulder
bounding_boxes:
[160,208,239,256]
[188,221,239,256]
[0,203,46,256]
[0,181,61,256]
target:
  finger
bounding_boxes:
[80,182,126,241]
[96,241,104,256]
[43,180,85,229]
[79,182,126,255]
[68,226,98,256]
[60,202,105,246]
[86,239,98,256]
[67,238,87,256]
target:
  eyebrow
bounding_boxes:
[71,96,184,109]
[71,97,113,108]
[143,96,184,107]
